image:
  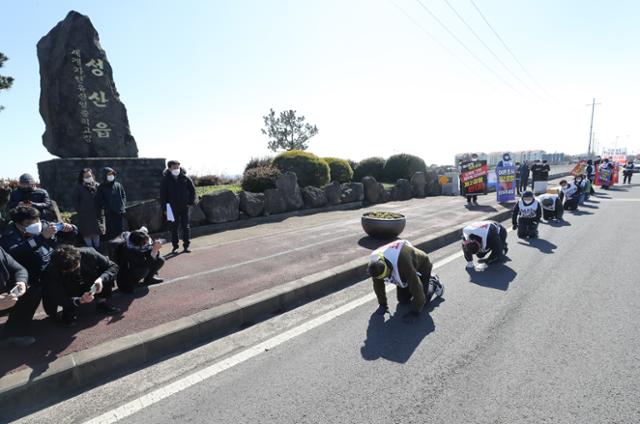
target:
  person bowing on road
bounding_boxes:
[512,190,542,239]
[462,220,508,271]
[367,240,444,324]
[537,192,564,222]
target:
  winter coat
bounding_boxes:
[72,182,104,236]
[159,168,196,213]
[97,170,127,215]
[7,187,52,217]
[0,247,28,293]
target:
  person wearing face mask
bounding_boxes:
[0,247,38,348]
[97,167,127,240]
[537,193,564,221]
[623,160,634,184]
[41,245,120,326]
[72,168,105,249]
[512,190,541,239]
[113,227,165,294]
[7,173,52,220]
[559,179,579,211]
[0,206,76,286]
[574,175,588,205]
[367,240,444,324]
[462,220,508,270]
[160,160,196,254]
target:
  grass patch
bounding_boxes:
[196,184,242,197]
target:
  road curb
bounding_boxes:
[0,174,568,415]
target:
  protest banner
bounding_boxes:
[496,165,516,202]
[460,160,488,195]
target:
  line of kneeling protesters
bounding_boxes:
[365,175,592,323]
[0,205,165,348]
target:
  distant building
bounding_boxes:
[454,152,488,164]
[542,152,565,164]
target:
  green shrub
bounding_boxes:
[241,166,281,193]
[347,159,358,172]
[382,153,427,182]
[323,157,354,183]
[272,150,330,187]
[244,156,273,172]
[192,174,239,187]
[353,157,385,182]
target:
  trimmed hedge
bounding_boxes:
[244,156,273,173]
[323,157,354,183]
[272,150,330,187]
[353,157,385,182]
[382,153,427,182]
[241,165,281,193]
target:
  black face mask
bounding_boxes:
[20,186,34,192]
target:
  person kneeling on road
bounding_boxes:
[462,221,508,271]
[0,247,38,348]
[114,227,165,294]
[559,179,579,211]
[537,193,564,222]
[41,245,120,326]
[512,190,541,239]
[367,240,444,324]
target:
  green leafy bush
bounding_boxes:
[244,156,274,172]
[382,153,427,182]
[323,157,354,183]
[192,174,239,187]
[241,166,281,193]
[353,157,385,182]
[363,211,405,219]
[272,150,330,187]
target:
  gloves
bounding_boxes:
[466,261,475,269]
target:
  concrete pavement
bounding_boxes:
[12,182,640,423]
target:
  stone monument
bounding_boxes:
[37,11,165,209]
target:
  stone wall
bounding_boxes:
[38,157,166,210]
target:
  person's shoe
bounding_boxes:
[374,304,389,316]
[96,302,120,315]
[183,246,192,253]
[0,336,36,348]
[171,246,179,255]
[435,283,444,298]
[402,311,420,324]
[144,276,164,285]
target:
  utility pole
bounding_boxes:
[586,98,601,158]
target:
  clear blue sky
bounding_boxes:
[1,0,639,179]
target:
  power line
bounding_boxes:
[468,0,550,97]
[414,0,522,95]
[386,0,500,91]
[441,0,546,100]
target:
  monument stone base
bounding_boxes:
[38,157,166,211]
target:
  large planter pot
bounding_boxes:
[361,212,406,239]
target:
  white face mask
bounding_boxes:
[171,168,180,176]
[106,175,115,182]
[83,177,94,184]
[24,221,43,236]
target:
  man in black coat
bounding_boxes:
[97,167,127,240]
[41,245,120,325]
[7,173,52,220]
[114,227,165,293]
[0,247,39,347]
[160,160,196,254]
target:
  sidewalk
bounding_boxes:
[0,171,571,410]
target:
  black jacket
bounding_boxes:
[7,187,52,216]
[0,247,28,293]
[473,224,505,264]
[512,201,542,225]
[159,168,196,213]
[41,247,119,299]
[97,176,127,215]
[0,221,72,284]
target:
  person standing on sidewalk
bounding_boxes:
[72,168,104,250]
[623,160,634,184]
[515,162,522,195]
[519,161,530,194]
[97,167,127,241]
[160,160,196,254]
[367,240,444,324]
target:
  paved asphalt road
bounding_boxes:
[14,183,640,424]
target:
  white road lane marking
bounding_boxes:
[83,244,470,424]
